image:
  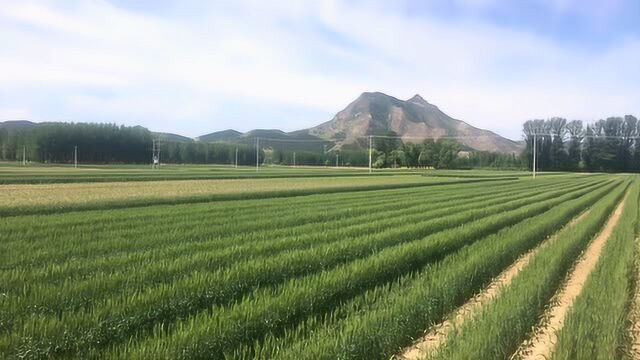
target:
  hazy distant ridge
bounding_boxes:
[306,92,523,154]
[1,92,523,154]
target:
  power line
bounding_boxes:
[250,133,640,142]
[252,137,331,143]
[363,134,507,140]
[528,133,640,139]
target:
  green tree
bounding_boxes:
[549,117,568,170]
[566,120,583,171]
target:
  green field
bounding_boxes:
[0,163,421,184]
[0,163,541,184]
[1,165,638,359]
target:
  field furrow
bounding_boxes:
[397,208,593,360]
[234,178,620,360]
[427,180,628,360]
[2,179,604,358]
[515,192,627,360]
[0,169,631,360]
[108,180,616,359]
[550,177,639,360]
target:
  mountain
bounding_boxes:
[306,92,523,154]
[197,129,331,152]
[0,120,38,131]
[3,92,523,154]
[196,129,242,142]
[151,132,193,142]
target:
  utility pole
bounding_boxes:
[368,135,372,173]
[256,137,259,172]
[293,152,296,167]
[74,145,78,168]
[235,147,238,168]
[532,133,537,179]
[152,140,161,169]
[335,153,339,168]
[22,145,26,166]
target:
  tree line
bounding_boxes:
[266,132,520,169]
[0,123,523,169]
[368,131,521,169]
[22,119,640,172]
[522,115,640,172]
[0,123,260,165]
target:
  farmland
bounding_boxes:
[1,165,639,359]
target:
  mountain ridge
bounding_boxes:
[1,92,524,154]
[305,92,522,154]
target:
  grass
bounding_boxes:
[0,166,631,360]
[0,174,518,216]
[551,176,640,360]
[2,178,587,358]
[429,178,629,359]
[115,180,606,359]
[238,179,620,360]
[0,163,424,184]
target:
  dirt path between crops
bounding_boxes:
[396,210,592,360]
[514,196,627,360]
[628,237,640,359]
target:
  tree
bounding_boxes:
[435,140,461,169]
[373,130,400,160]
[419,140,437,168]
[401,142,421,168]
[622,115,637,171]
[372,150,386,168]
[388,149,406,168]
[549,117,568,170]
[522,119,545,171]
[566,120,583,170]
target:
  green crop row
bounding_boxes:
[429,179,629,359]
[0,176,507,217]
[0,168,423,185]
[2,186,567,320]
[3,177,582,291]
[1,178,602,358]
[551,177,640,360]
[244,178,621,360]
[2,177,563,323]
[0,178,556,271]
[109,180,616,359]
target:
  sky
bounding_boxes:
[0,0,638,140]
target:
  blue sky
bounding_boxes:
[0,0,638,139]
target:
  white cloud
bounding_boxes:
[0,107,33,120]
[0,0,638,139]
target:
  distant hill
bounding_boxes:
[305,92,523,154]
[0,120,38,132]
[152,132,193,142]
[197,129,331,152]
[196,129,242,142]
[3,92,524,154]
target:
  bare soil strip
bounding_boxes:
[396,210,592,360]
[514,196,627,360]
[628,237,640,359]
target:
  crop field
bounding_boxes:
[1,165,639,360]
[0,163,427,184]
[0,163,541,184]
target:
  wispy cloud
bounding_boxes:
[0,0,638,138]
